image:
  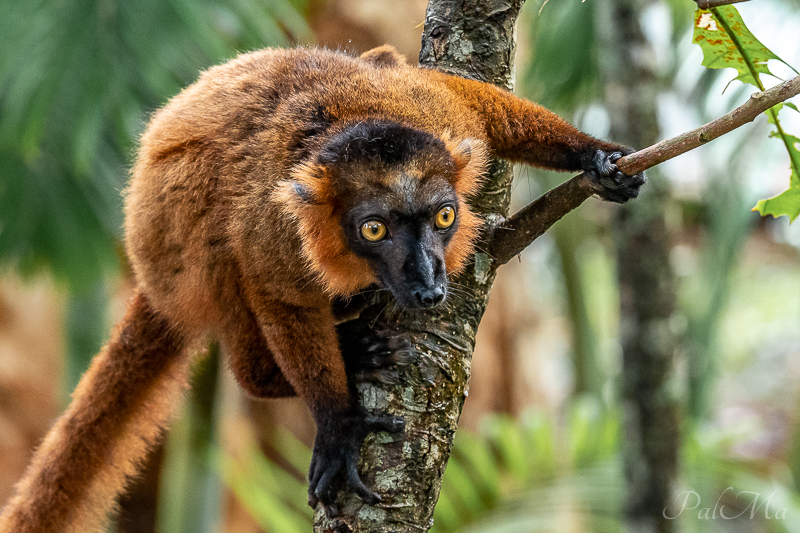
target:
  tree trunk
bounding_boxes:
[596,1,680,531]
[313,1,522,531]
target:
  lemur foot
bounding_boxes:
[585,149,646,203]
[340,327,414,385]
[308,408,405,517]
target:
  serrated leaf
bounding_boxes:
[753,105,800,221]
[691,8,800,223]
[767,105,800,128]
[753,186,800,221]
[693,7,779,88]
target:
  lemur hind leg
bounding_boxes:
[222,295,296,398]
[246,300,403,517]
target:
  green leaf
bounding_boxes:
[753,187,800,221]
[753,105,800,221]
[767,104,800,128]
[692,6,780,88]
[691,8,800,222]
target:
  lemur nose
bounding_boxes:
[415,288,445,308]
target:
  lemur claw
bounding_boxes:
[308,409,405,515]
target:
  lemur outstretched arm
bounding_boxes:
[432,72,645,202]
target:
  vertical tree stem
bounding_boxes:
[313,1,523,531]
[597,1,680,531]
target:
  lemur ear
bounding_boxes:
[274,162,333,210]
[291,182,321,205]
[451,139,474,172]
[446,137,489,197]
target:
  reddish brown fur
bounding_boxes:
[0,292,190,533]
[359,44,407,68]
[1,45,634,530]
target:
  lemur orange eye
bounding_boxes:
[361,220,387,242]
[435,206,455,229]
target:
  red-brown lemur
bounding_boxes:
[0,45,644,531]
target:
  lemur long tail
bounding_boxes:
[0,291,191,533]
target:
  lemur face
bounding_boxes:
[339,171,459,309]
[276,119,487,299]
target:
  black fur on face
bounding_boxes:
[339,171,459,309]
[316,119,455,172]
[294,119,467,308]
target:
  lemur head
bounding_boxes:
[276,119,488,308]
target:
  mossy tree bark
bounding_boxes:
[313,1,523,531]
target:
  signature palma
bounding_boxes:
[664,488,789,520]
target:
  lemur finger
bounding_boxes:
[365,414,405,433]
[386,337,414,365]
[312,460,341,504]
[308,455,323,490]
[307,472,321,507]
[361,334,413,368]
[345,454,381,505]
[324,503,340,519]
[613,170,646,190]
[356,369,401,384]
[386,335,412,352]
[322,480,339,513]
[593,149,615,176]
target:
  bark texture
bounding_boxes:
[313,1,522,531]
[598,1,679,531]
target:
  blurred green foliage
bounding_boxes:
[226,402,800,532]
[0,0,311,290]
[433,400,622,533]
[159,346,221,533]
[0,3,311,531]
[521,0,598,111]
[219,426,313,533]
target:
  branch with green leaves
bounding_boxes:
[488,75,800,265]
[694,5,800,220]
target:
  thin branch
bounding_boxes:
[488,75,800,265]
[694,0,751,9]
[616,76,800,174]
